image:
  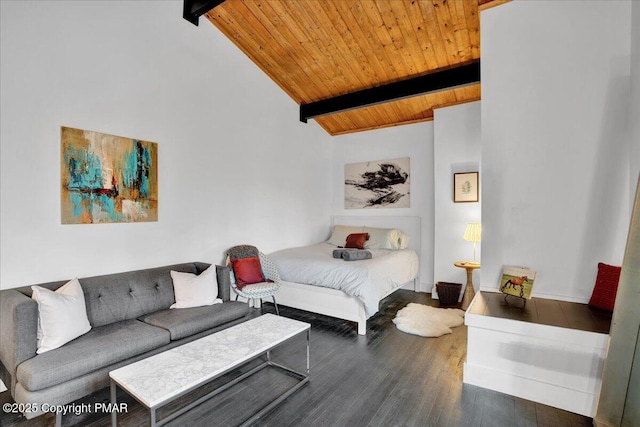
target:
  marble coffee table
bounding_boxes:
[109,314,310,427]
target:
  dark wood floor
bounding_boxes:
[1,291,594,427]
[470,291,612,334]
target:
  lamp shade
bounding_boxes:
[463,223,481,243]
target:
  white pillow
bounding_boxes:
[170,265,222,309]
[31,278,92,354]
[327,225,364,246]
[364,227,408,250]
[397,231,408,249]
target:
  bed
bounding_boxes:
[269,216,420,335]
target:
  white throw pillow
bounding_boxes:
[31,278,92,354]
[170,265,222,309]
[327,225,364,246]
[364,227,409,250]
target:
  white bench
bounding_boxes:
[463,291,611,416]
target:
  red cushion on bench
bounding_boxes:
[588,262,622,312]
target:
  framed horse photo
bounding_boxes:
[499,266,537,299]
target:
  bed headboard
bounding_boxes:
[331,215,421,255]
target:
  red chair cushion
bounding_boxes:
[588,262,622,312]
[232,257,265,290]
[345,233,369,250]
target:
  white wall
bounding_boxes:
[0,1,332,289]
[331,123,434,292]
[480,0,632,302]
[433,102,482,296]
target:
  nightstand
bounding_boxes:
[454,261,480,309]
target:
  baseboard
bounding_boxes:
[401,280,430,293]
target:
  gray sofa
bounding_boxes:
[0,262,250,420]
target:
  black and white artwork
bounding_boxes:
[344,157,410,209]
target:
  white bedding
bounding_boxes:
[269,243,419,318]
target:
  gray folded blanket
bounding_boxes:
[332,249,373,261]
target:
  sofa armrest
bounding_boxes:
[0,290,38,391]
[215,265,231,302]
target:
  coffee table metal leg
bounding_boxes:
[150,407,156,427]
[238,330,311,427]
[110,380,117,427]
[306,329,310,375]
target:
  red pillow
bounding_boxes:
[232,257,265,289]
[588,262,622,312]
[345,233,369,249]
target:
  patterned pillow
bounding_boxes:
[588,262,622,312]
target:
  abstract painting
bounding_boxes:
[61,127,158,224]
[344,157,410,209]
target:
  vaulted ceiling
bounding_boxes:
[199,0,506,135]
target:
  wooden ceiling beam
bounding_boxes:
[300,60,480,123]
[184,0,226,26]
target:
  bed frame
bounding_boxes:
[275,216,421,335]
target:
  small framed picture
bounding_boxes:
[453,172,479,203]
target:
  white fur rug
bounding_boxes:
[392,303,465,337]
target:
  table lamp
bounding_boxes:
[463,222,481,264]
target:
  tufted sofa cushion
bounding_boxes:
[17,319,170,391]
[10,263,202,328]
[139,302,250,340]
[80,263,199,327]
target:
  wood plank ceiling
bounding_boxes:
[205,0,503,135]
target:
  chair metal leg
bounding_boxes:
[273,296,279,316]
[259,298,264,314]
